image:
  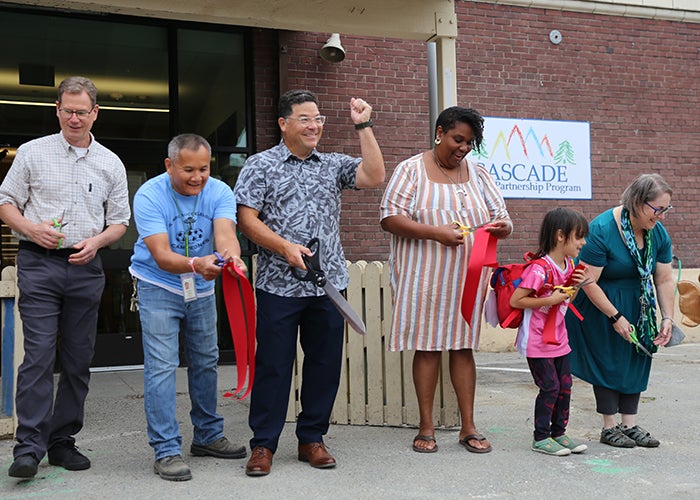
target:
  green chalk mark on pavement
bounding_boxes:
[585,458,637,475]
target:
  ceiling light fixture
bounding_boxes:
[0,99,169,113]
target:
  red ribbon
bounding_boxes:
[461,228,499,326]
[221,263,256,400]
[542,301,583,345]
[542,307,559,345]
[543,262,584,344]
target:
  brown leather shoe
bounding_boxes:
[245,446,273,476]
[298,442,336,469]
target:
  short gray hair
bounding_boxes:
[621,173,673,218]
[58,76,98,107]
[167,134,212,162]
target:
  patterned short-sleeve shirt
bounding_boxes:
[234,140,361,297]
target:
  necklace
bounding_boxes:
[433,150,466,188]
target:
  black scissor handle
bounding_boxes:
[290,238,326,287]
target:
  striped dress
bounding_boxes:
[380,153,509,351]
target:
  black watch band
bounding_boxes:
[609,312,622,324]
[354,119,373,130]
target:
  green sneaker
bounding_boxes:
[531,437,571,456]
[553,434,588,453]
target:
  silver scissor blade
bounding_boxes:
[322,282,366,335]
[634,341,653,358]
[470,219,497,231]
[573,278,594,290]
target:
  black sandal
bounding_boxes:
[412,434,438,453]
[621,425,660,448]
[600,426,635,448]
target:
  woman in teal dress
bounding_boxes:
[566,174,675,448]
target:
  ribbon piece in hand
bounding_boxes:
[461,228,499,326]
[221,263,256,400]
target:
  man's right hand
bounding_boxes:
[284,242,314,270]
[31,219,66,249]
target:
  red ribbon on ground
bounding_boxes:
[461,228,499,326]
[221,263,256,400]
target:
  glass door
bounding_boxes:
[0,7,252,367]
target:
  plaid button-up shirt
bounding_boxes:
[0,132,130,247]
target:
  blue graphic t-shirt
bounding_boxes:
[130,172,237,296]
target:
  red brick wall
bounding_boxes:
[251,29,280,152]
[456,3,699,266]
[252,3,700,266]
[252,30,430,261]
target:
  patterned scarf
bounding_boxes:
[620,208,658,354]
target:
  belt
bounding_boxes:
[19,240,80,259]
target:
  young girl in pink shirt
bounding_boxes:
[510,207,589,456]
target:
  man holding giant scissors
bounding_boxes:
[235,89,384,476]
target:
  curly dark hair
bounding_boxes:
[434,106,485,153]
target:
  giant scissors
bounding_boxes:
[291,238,366,335]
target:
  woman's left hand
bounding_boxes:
[484,220,512,239]
[653,318,673,347]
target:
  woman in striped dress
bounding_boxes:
[380,107,511,454]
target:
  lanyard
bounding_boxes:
[170,186,200,257]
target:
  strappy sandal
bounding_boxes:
[600,426,635,448]
[621,425,660,448]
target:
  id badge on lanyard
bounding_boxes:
[181,273,197,302]
[171,188,200,303]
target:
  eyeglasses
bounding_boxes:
[286,115,326,126]
[58,107,94,119]
[645,201,673,216]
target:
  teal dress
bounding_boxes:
[566,209,672,394]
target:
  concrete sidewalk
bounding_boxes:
[1,344,699,499]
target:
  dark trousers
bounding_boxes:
[13,249,104,460]
[249,290,344,453]
[527,355,572,441]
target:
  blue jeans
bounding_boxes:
[138,281,224,460]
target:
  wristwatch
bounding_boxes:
[609,311,622,324]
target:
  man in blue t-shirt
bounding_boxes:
[130,134,247,481]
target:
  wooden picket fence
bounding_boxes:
[0,261,460,430]
[284,261,460,428]
[3,258,694,431]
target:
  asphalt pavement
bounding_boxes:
[1,343,699,499]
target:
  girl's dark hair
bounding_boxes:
[535,207,589,258]
[434,106,485,153]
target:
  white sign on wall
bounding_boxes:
[470,117,592,199]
